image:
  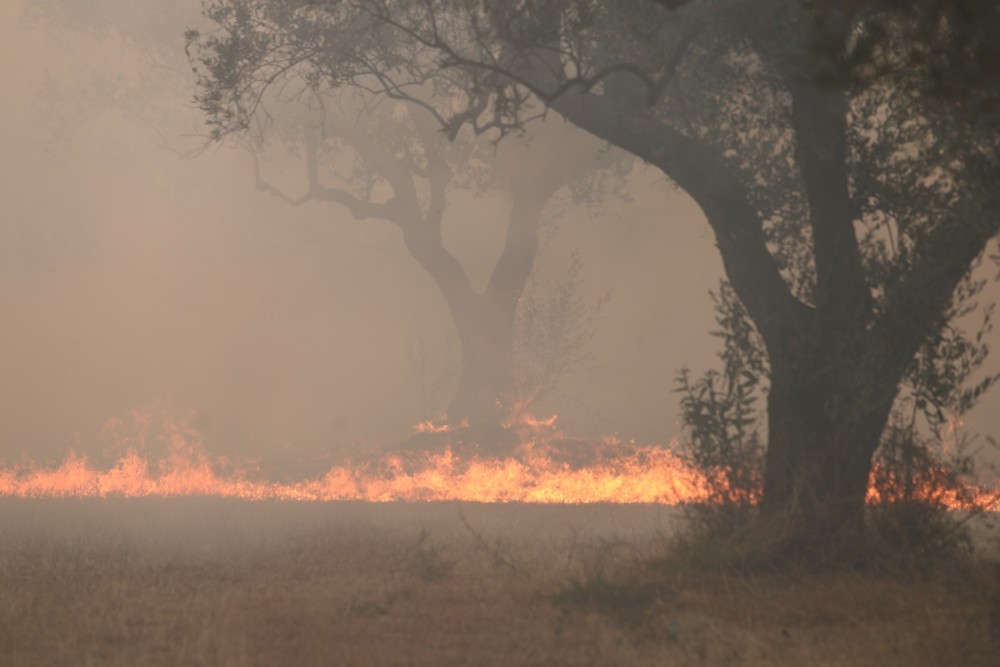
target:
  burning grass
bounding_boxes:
[1,406,997,510]
[3,408,999,664]
[0,499,997,667]
[0,406,714,503]
[0,441,709,504]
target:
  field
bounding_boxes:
[1,499,998,667]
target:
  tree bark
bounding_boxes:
[761,345,900,558]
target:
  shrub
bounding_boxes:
[675,279,998,566]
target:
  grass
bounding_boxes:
[0,499,997,666]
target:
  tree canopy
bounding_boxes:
[189,0,1000,558]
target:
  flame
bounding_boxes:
[504,412,558,430]
[413,418,467,434]
[0,441,708,504]
[0,406,997,509]
[0,406,709,503]
[502,398,558,430]
[866,463,1000,512]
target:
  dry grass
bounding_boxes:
[0,499,997,667]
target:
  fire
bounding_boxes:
[866,464,1000,512]
[413,419,467,434]
[0,407,709,503]
[0,406,997,509]
[0,439,707,503]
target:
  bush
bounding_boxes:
[869,409,998,562]
[674,283,765,541]
[674,280,998,567]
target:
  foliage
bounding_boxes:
[513,252,611,411]
[184,2,643,430]
[186,0,1000,547]
[868,272,1000,558]
[674,282,764,519]
[868,411,980,559]
[807,0,1000,122]
[677,275,998,558]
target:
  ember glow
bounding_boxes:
[1,407,997,509]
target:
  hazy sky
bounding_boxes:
[1,0,996,472]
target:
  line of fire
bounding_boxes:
[2,407,996,509]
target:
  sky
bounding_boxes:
[0,0,997,473]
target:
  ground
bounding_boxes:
[0,499,997,666]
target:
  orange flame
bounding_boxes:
[0,406,709,503]
[0,442,708,504]
[413,418,467,434]
[866,464,1000,512]
[0,406,996,509]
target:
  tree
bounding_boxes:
[186,8,630,442]
[26,0,627,444]
[243,96,623,442]
[189,0,1000,557]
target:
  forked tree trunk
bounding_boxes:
[406,190,545,446]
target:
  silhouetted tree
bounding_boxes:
[188,0,1000,557]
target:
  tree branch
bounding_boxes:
[245,133,399,221]
[871,194,1000,385]
[484,178,548,309]
[787,81,872,331]
[549,86,814,353]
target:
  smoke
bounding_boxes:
[1,0,997,474]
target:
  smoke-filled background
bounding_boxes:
[1,0,996,471]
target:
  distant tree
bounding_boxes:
[26,0,628,444]
[229,93,625,442]
[188,0,1000,558]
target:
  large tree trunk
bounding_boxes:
[759,345,900,559]
[527,3,1000,566]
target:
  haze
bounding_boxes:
[1,0,996,473]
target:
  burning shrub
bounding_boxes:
[867,291,1000,562]
[868,409,999,561]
